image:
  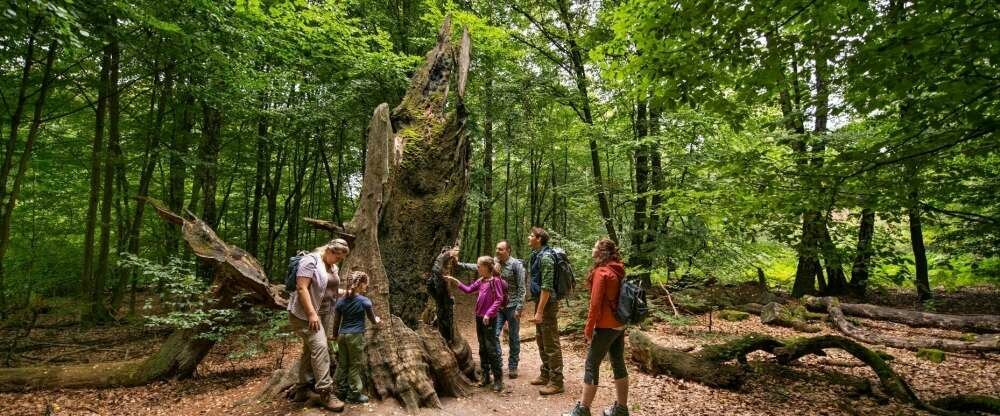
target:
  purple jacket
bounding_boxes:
[457,276,507,318]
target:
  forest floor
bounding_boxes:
[2,287,999,415]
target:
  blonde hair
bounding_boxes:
[476,256,499,276]
[316,238,350,255]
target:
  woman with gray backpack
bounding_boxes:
[563,237,632,416]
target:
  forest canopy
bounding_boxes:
[0,0,997,320]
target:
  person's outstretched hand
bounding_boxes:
[375,316,382,325]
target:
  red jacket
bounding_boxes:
[584,261,625,339]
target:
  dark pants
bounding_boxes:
[535,300,563,385]
[494,306,521,370]
[476,316,503,380]
[583,328,627,385]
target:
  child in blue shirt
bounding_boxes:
[331,271,381,403]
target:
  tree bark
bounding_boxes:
[850,207,876,297]
[906,162,932,302]
[248,96,268,256]
[81,41,111,306]
[91,36,120,322]
[630,100,651,287]
[376,22,474,327]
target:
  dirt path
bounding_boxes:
[5,294,1000,415]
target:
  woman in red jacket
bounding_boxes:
[563,238,629,416]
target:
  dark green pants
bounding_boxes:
[334,333,365,396]
[534,300,563,385]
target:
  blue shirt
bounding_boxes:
[334,295,376,335]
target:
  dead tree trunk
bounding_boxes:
[0,198,287,391]
[266,18,477,411]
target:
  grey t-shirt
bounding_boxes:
[287,253,340,320]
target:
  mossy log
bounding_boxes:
[630,331,999,416]
[760,302,822,333]
[805,296,1000,333]
[628,331,781,389]
[814,297,1000,353]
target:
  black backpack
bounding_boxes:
[551,247,576,300]
[284,251,310,292]
[614,277,649,325]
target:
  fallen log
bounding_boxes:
[805,296,1000,333]
[629,331,998,416]
[818,298,1000,353]
[0,198,283,392]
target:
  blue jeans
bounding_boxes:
[494,306,520,370]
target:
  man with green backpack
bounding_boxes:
[527,226,569,396]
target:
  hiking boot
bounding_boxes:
[603,402,629,416]
[306,390,345,412]
[323,393,346,412]
[479,374,493,388]
[539,383,565,395]
[529,375,549,386]
[508,368,519,379]
[492,379,505,393]
[562,401,592,416]
[346,392,370,404]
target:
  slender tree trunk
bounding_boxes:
[82,41,111,305]
[906,162,932,302]
[850,207,876,298]
[196,103,222,281]
[554,0,618,243]
[335,122,345,224]
[248,97,268,256]
[503,124,511,240]
[91,36,121,322]
[630,100,651,287]
[482,91,493,250]
[165,88,194,260]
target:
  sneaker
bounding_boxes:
[539,383,565,395]
[529,375,549,386]
[479,374,493,388]
[603,402,630,416]
[492,379,505,393]
[508,368,519,379]
[562,401,592,416]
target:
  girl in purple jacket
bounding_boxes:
[446,255,508,392]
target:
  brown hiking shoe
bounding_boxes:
[322,393,346,412]
[530,375,549,386]
[539,383,565,395]
[306,390,345,412]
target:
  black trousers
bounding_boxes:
[583,328,627,385]
[476,316,503,380]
